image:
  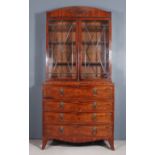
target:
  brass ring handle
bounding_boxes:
[92,127,97,135]
[92,113,96,121]
[59,126,64,133]
[59,101,64,109]
[92,88,97,95]
[60,88,64,95]
[59,113,64,121]
[92,102,97,109]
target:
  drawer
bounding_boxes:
[43,85,114,100]
[44,125,112,137]
[44,112,112,124]
[78,86,113,99]
[43,99,113,112]
[43,85,79,99]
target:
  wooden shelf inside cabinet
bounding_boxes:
[48,41,76,45]
[47,62,107,66]
[82,41,109,45]
[49,28,76,32]
[48,26,109,32]
[48,41,108,46]
[82,27,109,32]
[50,62,76,66]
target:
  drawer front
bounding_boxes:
[43,86,79,98]
[43,99,113,112]
[43,85,114,100]
[44,125,112,137]
[78,86,113,99]
[44,112,112,124]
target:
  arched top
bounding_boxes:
[47,6,111,19]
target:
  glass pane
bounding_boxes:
[81,21,110,79]
[46,21,76,79]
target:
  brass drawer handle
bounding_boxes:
[59,101,64,109]
[92,113,96,121]
[59,113,64,121]
[92,102,97,109]
[60,88,64,95]
[59,126,64,133]
[92,88,97,95]
[92,127,97,135]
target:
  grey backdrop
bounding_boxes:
[29,0,126,140]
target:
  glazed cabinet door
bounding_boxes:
[46,20,78,80]
[80,20,111,80]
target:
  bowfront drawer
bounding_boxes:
[43,84,114,100]
[44,112,112,124]
[44,125,112,137]
[78,86,114,100]
[43,99,113,112]
[43,85,79,99]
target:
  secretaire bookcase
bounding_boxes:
[42,6,115,150]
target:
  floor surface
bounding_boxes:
[29,140,126,155]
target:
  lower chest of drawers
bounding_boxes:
[42,82,114,148]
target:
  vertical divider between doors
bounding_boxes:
[78,20,82,80]
[76,20,79,80]
[76,20,82,81]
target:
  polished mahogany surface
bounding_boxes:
[42,6,114,150]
